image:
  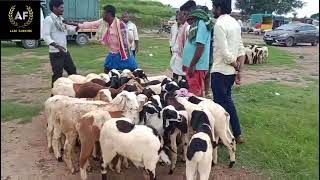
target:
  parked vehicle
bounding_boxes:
[263,23,319,46]
[248,14,286,35]
[13,0,99,49]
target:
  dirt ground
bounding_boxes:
[1,34,318,180]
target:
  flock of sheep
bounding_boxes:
[244,45,269,64]
[45,68,237,180]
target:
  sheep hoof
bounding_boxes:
[58,157,63,162]
[87,165,92,172]
[102,173,107,180]
[169,169,174,175]
[48,147,53,153]
[212,161,216,167]
[228,161,235,168]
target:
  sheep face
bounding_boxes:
[190,110,211,132]
[133,69,148,82]
[178,79,189,89]
[151,95,162,109]
[162,82,180,93]
[99,73,110,84]
[108,69,121,77]
[110,76,120,89]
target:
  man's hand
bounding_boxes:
[229,61,238,69]
[188,65,195,78]
[235,72,241,85]
[75,24,80,32]
[55,45,66,53]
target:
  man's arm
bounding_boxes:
[78,19,102,29]
[133,24,139,52]
[42,18,54,46]
[237,39,246,72]
[215,24,236,65]
[42,18,65,52]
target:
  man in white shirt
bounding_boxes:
[211,0,245,144]
[42,0,79,90]
[169,18,178,56]
[121,12,139,57]
[237,18,243,34]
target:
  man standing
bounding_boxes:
[182,6,213,97]
[78,5,138,73]
[169,12,178,56]
[121,11,139,58]
[210,0,245,143]
[169,10,190,82]
[42,0,78,89]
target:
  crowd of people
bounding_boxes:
[43,0,244,143]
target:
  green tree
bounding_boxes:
[310,13,319,19]
[235,0,305,15]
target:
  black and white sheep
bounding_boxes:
[99,118,171,180]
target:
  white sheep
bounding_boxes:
[186,123,214,180]
[52,77,77,97]
[178,96,236,167]
[45,91,140,173]
[85,73,102,82]
[99,118,171,180]
[68,74,86,83]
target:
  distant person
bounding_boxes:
[169,11,179,56]
[211,0,245,144]
[78,5,138,73]
[169,10,190,82]
[237,18,243,34]
[182,6,213,97]
[42,0,79,90]
[121,11,139,58]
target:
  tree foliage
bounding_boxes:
[310,13,319,19]
[235,0,305,15]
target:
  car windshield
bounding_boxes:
[275,24,298,31]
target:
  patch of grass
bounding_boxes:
[1,37,170,74]
[216,82,319,179]
[1,100,42,123]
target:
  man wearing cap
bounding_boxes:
[211,0,245,144]
[181,2,213,97]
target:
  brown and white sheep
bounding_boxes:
[45,91,140,173]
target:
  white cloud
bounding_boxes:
[156,0,319,17]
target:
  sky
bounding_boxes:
[156,0,319,17]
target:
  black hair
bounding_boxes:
[103,5,116,17]
[49,0,64,12]
[180,0,196,12]
[213,0,232,14]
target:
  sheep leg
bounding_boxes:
[52,128,62,161]
[212,137,218,166]
[80,159,89,180]
[46,122,54,152]
[185,161,197,180]
[115,156,122,174]
[92,143,97,159]
[79,138,95,180]
[220,132,236,168]
[182,133,189,162]
[169,130,179,174]
[198,151,212,180]
[123,157,130,169]
[64,132,77,173]
[101,150,117,180]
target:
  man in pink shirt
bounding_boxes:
[78,5,138,73]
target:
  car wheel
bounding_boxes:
[266,42,273,46]
[285,37,294,47]
[311,41,318,46]
[75,33,89,46]
[21,40,39,49]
